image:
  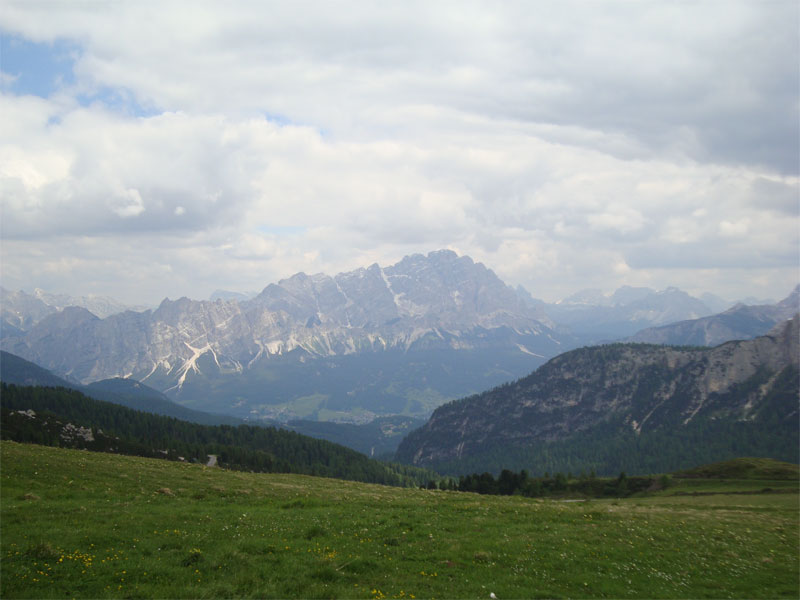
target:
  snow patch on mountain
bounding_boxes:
[169,342,216,391]
[516,343,544,358]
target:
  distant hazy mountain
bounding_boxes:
[559,288,612,306]
[740,296,778,306]
[627,286,799,346]
[1,250,569,422]
[29,288,149,318]
[209,290,258,302]
[396,317,799,475]
[517,285,716,341]
[699,292,734,314]
[0,286,148,338]
[1,287,56,335]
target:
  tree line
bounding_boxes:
[415,364,799,477]
[0,383,435,487]
[424,469,664,498]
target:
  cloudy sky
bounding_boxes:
[1,1,798,306]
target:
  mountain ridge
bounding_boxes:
[4,251,796,424]
[395,317,799,474]
[0,350,243,426]
[626,285,799,346]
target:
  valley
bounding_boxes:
[0,260,798,599]
[4,6,798,599]
[1,252,797,471]
[6,251,793,426]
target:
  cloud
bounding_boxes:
[718,219,750,238]
[113,188,145,218]
[2,1,797,170]
[748,178,800,216]
[0,71,19,86]
[0,1,797,305]
[0,99,256,238]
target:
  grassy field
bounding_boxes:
[1,441,797,599]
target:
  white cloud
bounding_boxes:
[113,188,145,218]
[0,70,19,86]
[718,219,750,238]
[0,1,797,305]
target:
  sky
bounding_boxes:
[0,1,798,306]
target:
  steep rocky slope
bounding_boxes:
[396,317,799,473]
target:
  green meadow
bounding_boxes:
[1,441,797,599]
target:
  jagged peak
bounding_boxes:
[158,296,193,306]
[282,272,310,283]
[767,314,799,337]
[33,305,100,327]
[59,305,99,318]
[427,248,460,261]
[778,285,800,308]
[558,288,608,306]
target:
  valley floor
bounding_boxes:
[1,441,798,599]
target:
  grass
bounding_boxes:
[1,441,798,599]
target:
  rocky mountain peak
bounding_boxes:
[45,306,100,327]
[558,288,609,306]
[428,248,460,261]
[609,286,654,306]
[777,285,800,310]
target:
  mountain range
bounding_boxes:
[1,251,564,422]
[626,286,799,346]
[396,317,799,475]
[2,250,796,426]
[1,287,149,335]
[518,285,721,342]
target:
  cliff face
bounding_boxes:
[0,251,567,421]
[2,250,559,384]
[396,317,799,467]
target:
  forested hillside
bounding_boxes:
[0,350,243,426]
[397,318,799,476]
[0,384,433,487]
